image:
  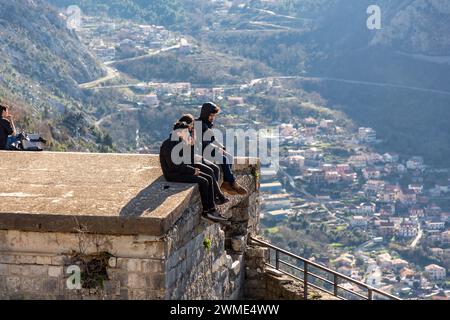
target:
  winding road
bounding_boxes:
[410,224,423,248]
[249,76,450,96]
[79,65,119,90]
[78,42,183,90]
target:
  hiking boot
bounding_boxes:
[206,210,230,222]
[221,182,239,195]
[231,182,248,196]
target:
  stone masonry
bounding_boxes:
[0,151,260,300]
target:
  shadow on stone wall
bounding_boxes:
[119,176,194,218]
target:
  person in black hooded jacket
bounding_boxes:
[0,104,16,150]
[159,121,229,222]
[178,114,229,205]
[197,102,248,196]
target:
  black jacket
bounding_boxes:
[197,103,225,151]
[0,118,13,150]
[159,137,196,179]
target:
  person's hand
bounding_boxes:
[194,168,201,176]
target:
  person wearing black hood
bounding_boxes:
[0,103,16,150]
[159,121,229,222]
[197,102,248,196]
[178,114,230,205]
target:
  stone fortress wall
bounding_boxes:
[0,151,326,300]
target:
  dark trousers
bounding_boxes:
[166,171,216,212]
[205,147,235,183]
[221,152,235,183]
[203,159,220,181]
[195,162,224,200]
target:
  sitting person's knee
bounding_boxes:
[200,178,210,188]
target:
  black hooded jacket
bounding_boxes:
[197,103,223,151]
[0,118,14,150]
[159,136,196,180]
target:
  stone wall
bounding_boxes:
[164,160,260,300]
[0,154,260,300]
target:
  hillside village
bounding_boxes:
[259,118,450,300]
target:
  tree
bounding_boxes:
[102,133,113,148]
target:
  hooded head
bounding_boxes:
[199,102,220,124]
[0,103,10,118]
[172,121,191,142]
[179,114,195,125]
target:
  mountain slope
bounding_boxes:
[47,0,185,27]
[0,0,118,151]
[202,0,450,166]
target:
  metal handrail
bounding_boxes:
[250,236,401,300]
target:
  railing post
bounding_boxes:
[304,262,308,300]
[333,274,338,297]
[368,289,373,300]
[275,250,280,270]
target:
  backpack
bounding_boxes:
[8,132,47,151]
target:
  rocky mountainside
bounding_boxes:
[47,0,184,28]
[0,0,117,151]
[370,0,450,55]
[298,0,450,165]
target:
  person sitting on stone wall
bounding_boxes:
[159,121,229,222]
[197,102,248,196]
[0,103,16,151]
[178,114,230,205]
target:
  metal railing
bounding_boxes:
[250,236,400,300]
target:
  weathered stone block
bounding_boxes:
[147,289,166,299]
[43,278,59,293]
[20,278,44,293]
[141,259,164,273]
[107,269,128,287]
[30,265,49,277]
[0,276,7,292]
[48,266,63,278]
[126,259,142,272]
[127,273,146,289]
[145,273,165,290]
[0,264,9,276]
[103,280,120,296]
[17,255,36,265]
[36,256,53,265]
[0,254,15,264]
[51,256,65,265]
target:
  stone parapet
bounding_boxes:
[0,151,260,300]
